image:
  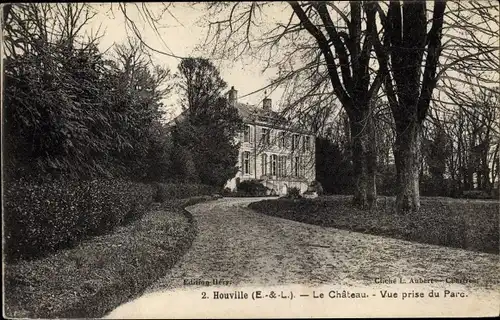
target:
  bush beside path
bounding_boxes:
[4,184,215,318]
[249,195,499,254]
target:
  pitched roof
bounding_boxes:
[234,102,314,135]
[233,101,287,123]
[169,97,313,135]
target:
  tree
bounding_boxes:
[108,39,172,179]
[114,3,187,59]
[3,4,111,179]
[170,138,199,183]
[3,4,172,181]
[143,121,175,182]
[366,1,447,213]
[289,2,382,208]
[176,57,228,113]
[173,57,243,187]
[2,3,188,59]
[421,120,452,195]
[441,87,499,193]
[366,1,498,212]
[315,136,354,195]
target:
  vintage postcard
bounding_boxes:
[2,2,499,319]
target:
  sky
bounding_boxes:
[87,3,285,120]
[85,2,499,123]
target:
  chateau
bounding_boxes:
[224,86,316,195]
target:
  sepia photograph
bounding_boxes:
[2,1,499,318]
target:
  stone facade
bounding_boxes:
[224,86,316,196]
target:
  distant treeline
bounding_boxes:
[315,98,499,200]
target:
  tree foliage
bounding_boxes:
[3,4,172,181]
[176,57,227,112]
[172,57,243,187]
[364,1,447,213]
[315,137,354,195]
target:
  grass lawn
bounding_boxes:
[4,196,213,318]
[249,195,499,254]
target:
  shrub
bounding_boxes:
[4,179,154,262]
[249,197,499,254]
[462,190,494,199]
[287,187,302,199]
[4,200,199,318]
[377,164,397,196]
[237,180,268,196]
[222,187,232,196]
[308,180,324,195]
[152,183,216,202]
[420,176,460,197]
[492,188,499,199]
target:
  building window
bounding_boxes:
[278,131,286,148]
[278,155,287,177]
[261,128,270,145]
[292,134,300,151]
[303,136,311,152]
[293,156,300,177]
[242,151,251,175]
[243,125,251,142]
[270,154,277,176]
[261,153,268,176]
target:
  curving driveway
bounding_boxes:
[106,197,499,318]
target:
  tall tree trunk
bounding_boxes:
[481,145,490,191]
[366,106,377,206]
[367,1,446,214]
[350,108,377,209]
[466,160,474,190]
[351,127,367,207]
[490,144,499,190]
[394,122,422,214]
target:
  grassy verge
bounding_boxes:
[4,196,214,318]
[248,196,499,254]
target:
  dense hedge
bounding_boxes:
[4,179,154,262]
[152,182,217,202]
[287,187,301,198]
[461,190,496,199]
[4,197,204,318]
[235,180,270,196]
[249,196,499,254]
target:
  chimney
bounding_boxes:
[263,91,272,111]
[228,86,238,105]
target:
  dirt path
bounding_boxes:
[107,197,499,318]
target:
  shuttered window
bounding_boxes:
[303,136,311,151]
[261,154,268,176]
[242,151,251,175]
[293,156,300,177]
[261,128,270,145]
[243,125,250,142]
[270,154,277,176]
[292,134,300,151]
[278,131,286,148]
[278,156,287,177]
